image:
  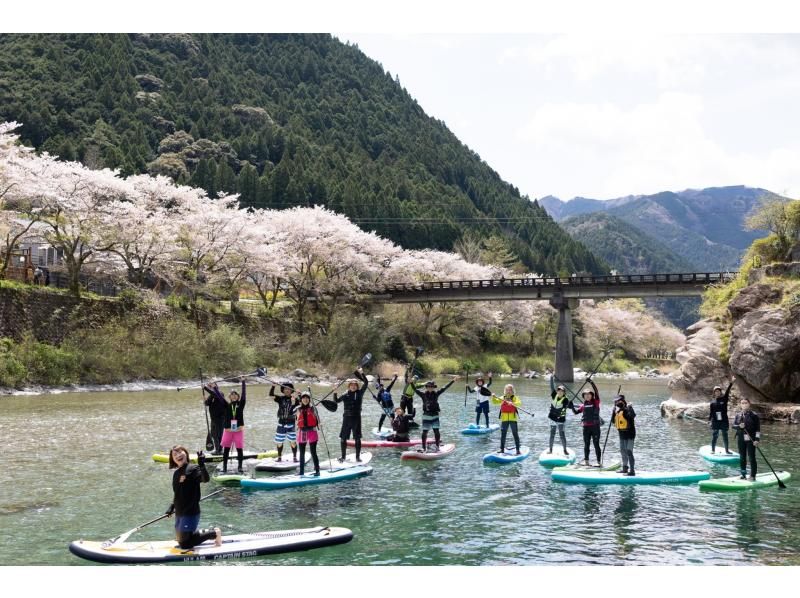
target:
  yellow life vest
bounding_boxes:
[614,410,629,431]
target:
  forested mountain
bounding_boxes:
[560,212,700,328]
[0,33,604,276]
[542,186,784,270]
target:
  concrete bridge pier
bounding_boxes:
[549,294,579,383]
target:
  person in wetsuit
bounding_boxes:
[400,368,422,426]
[414,377,457,452]
[386,406,413,442]
[734,398,761,480]
[221,379,247,473]
[467,373,493,428]
[571,379,602,466]
[270,381,299,462]
[548,377,572,454]
[709,378,734,454]
[334,367,369,462]
[375,374,399,432]
[613,395,636,476]
[203,382,226,455]
[166,446,221,550]
[296,391,321,477]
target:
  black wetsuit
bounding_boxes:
[414,380,455,449]
[387,413,413,442]
[168,462,216,549]
[734,409,761,478]
[709,382,733,452]
[204,386,226,454]
[571,380,602,463]
[335,371,368,460]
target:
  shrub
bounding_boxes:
[479,354,512,375]
[13,335,80,385]
[0,338,27,387]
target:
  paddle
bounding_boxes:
[304,385,336,475]
[755,444,787,489]
[200,369,214,451]
[103,488,225,547]
[176,368,264,391]
[314,353,373,412]
[497,395,535,418]
[600,384,622,466]
[553,350,611,404]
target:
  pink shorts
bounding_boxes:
[297,429,318,444]
[221,429,244,449]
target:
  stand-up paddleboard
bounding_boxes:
[240,465,373,490]
[254,453,311,472]
[551,470,711,485]
[318,452,373,471]
[400,443,456,461]
[460,423,500,435]
[152,450,277,464]
[699,471,791,492]
[698,445,740,464]
[553,461,621,472]
[349,438,424,448]
[212,472,248,487]
[483,446,530,464]
[538,447,577,467]
[68,526,353,564]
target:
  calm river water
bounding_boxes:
[2,378,798,565]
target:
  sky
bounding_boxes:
[338,33,800,201]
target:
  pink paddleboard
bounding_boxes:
[400,443,456,460]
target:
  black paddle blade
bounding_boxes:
[415,346,424,357]
[360,353,373,367]
[320,399,338,412]
[205,433,214,451]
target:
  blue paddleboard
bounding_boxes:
[483,446,530,464]
[460,423,500,435]
[240,465,373,490]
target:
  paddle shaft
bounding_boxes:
[177,369,260,391]
[200,370,212,449]
[315,353,372,405]
[599,385,622,465]
[754,443,787,489]
[108,488,225,545]
[553,351,611,404]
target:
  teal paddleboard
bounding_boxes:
[460,423,500,435]
[551,469,710,485]
[483,446,530,464]
[699,471,790,492]
[698,445,740,464]
[240,465,373,490]
[538,447,577,467]
[552,461,621,472]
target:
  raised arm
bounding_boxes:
[386,374,398,392]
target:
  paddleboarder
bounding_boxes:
[165,446,222,549]
[296,391,321,476]
[400,369,422,425]
[270,381,299,462]
[571,379,602,466]
[548,377,572,455]
[386,406,413,442]
[415,376,458,452]
[334,367,369,462]
[709,377,734,454]
[203,382,226,455]
[375,374,399,432]
[491,383,523,455]
[733,398,761,480]
[467,372,493,428]
[613,395,636,476]
[221,379,247,473]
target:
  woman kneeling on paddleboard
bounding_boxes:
[296,391,321,476]
[491,384,522,455]
[386,406,413,442]
[734,398,761,480]
[166,446,221,549]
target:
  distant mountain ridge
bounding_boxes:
[541,186,784,270]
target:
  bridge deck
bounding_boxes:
[372,272,736,303]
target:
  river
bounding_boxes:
[2,378,798,565]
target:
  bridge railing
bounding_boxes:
[380,272,737,293]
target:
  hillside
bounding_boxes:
[0,33,604,276]
[560,212,700,328]
[542,186,783,270]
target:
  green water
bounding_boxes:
[2,378,798,565]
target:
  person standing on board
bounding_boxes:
[491,384,523,455]
[270,381,299,462]
[334,367,369,462]
[375,374,399,432]
[709,377,734,454]
[571,379,602,466]
[166,446,222,549]
[548,377,572,454]
[467,372,493,428]
[613,395,636,476]
[415,377,458,452]
[733,398,761,480]
[203,382,227,455]
[221,379,247,473]
[296,391,321,477]
[400,368,422,426]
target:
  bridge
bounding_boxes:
[371,272,736,382]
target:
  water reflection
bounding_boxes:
[612,487,639,558]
